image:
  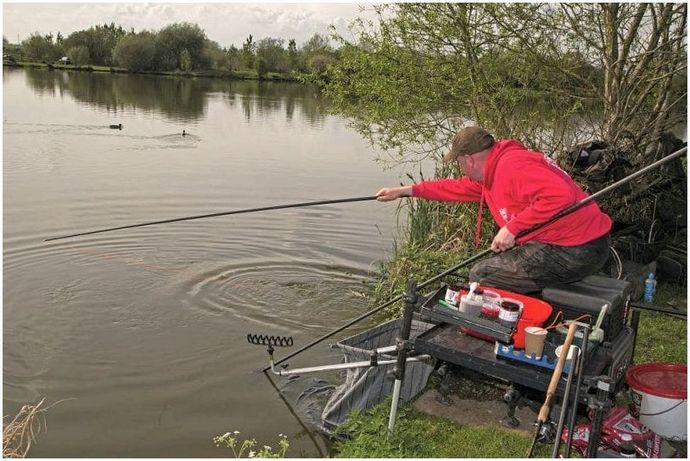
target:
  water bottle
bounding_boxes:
[619,433,637,458]
[643,272,656,303]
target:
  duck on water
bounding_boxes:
[109,123,122,129]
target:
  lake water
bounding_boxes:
[3,68,406,457]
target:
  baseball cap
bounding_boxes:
[443,126,495,162]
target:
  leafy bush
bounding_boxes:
[113,32,156,72]
[67,45,90,66]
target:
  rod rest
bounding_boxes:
[540,275,632,341]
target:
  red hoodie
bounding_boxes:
[411,140,612,246]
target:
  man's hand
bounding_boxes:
[491,226,516,252]
[376,186,412,202]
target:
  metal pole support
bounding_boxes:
[388,279,418,435]
[585,376,613,458]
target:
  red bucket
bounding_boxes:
[463,286,552,348]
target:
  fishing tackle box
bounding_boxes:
[419,285,553,348]
[420,290,515,344]
[541,275,632,342]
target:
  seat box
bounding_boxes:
[541,275,632,341]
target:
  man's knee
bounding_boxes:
[469,259,540,294]
[470,255,521,281]
[468,263,484,283]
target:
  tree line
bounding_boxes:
[3,22,338,76]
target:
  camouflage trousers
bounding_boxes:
[469,233,611,294]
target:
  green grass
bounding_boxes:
[334,398,552,458]
[633,283,687,364]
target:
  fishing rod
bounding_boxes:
[527,321,578,458]
[266,145,687,371]
[44,196,378,242]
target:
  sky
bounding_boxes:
[2,2,381,48]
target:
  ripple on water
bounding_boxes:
[5,236,188,290]
[174,260,375,334]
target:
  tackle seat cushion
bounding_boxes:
[541,275,632,341]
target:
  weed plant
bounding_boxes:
[3,398,71,458]
[3,399,48,458]
[213,431,289,458]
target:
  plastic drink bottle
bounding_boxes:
[643,272,656,303]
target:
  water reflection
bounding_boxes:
[19,68,326,124]
[4,66,399,457]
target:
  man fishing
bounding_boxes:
[376,126,612,293]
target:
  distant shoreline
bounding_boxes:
[3,61,302,82]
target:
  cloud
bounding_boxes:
[3,3,350,46]
[4,3,377,46]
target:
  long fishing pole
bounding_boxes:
[266,146,687,371]
[44,196,378,242]
[527,321,578,458]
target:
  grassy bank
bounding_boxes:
[333,282,686,458]
[334,401,553,458]
[3,61,301,82]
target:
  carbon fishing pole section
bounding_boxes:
[44,195,378,242]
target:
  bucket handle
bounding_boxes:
[637,399,686,417]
